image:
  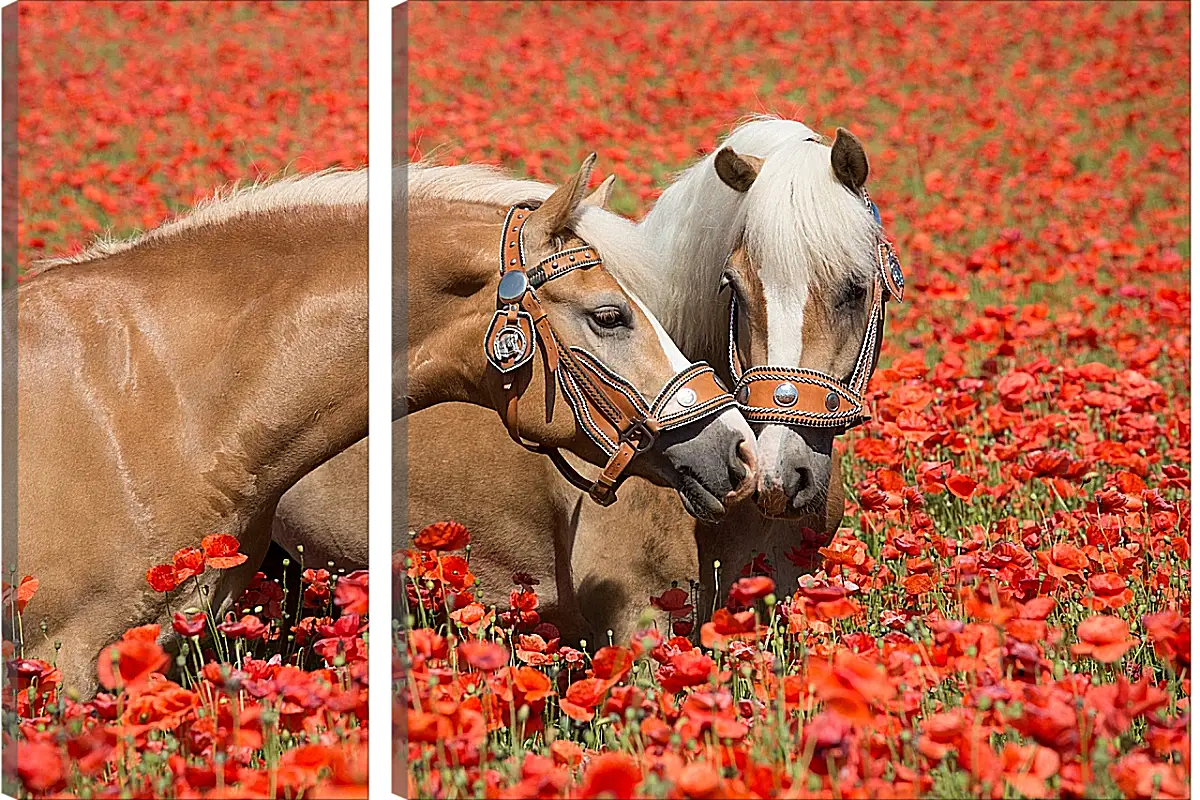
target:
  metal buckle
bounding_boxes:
[621,419,659,453]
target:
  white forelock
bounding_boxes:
[635,115,881,363]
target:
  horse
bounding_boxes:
[17,169,369,698]
[275,116,900,641]
[401,155,756,518]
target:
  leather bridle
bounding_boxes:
[726,189,905,432]
[485,202,738,506]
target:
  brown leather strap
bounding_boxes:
[528,246,603,287]
[589,441,637,506]
[505,383,522,443]
[649,363,737,431]
[738,368,869,428]
[521,292,559,374]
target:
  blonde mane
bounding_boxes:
[404,162,658,288]
[33,167,368,272]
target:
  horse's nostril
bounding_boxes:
[738,438,758,479]
[726,437,758,503]
[796,466,813,493]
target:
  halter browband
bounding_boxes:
[485,202,737,505]
[727,188,905,432]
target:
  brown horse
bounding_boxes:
[18,170,369,698]
[276,117,898,641]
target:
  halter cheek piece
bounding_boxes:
[486,202,737,506]
[727,188,905,431]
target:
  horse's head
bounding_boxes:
[715,127,891,519]
[487,156,757,521]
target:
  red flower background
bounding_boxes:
[17,0,366,269]
[403,2,1189,798]
[10,2,367,797]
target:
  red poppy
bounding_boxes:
[459,640,509,672]
[592,646,634,687]
[452,602,496,637]
[578,752,642,799]
[217,613,268,640]
[413,520,471,551]
[96,634,170,692]
[146,564,179,593]
[335,570,369,614]
[657,650,716,694]
[550,739,583,768]
[1071,615,1138,663]
[17,741,67,794]
[3,576,39,614]
[806,650,894,725]
[1142,610,1190,669]
[700,608,758,651]
[728,575,775,607]
[201,533,249,569]
[946,473,978,500]
[172,611,207,638]
[904,574,935,596]
[1082,572,1134,610]
[1036,543,1089,580]
[559,677,608,722]
[172,546,206,581]
[676,762,723,799]
[649,586,693,617]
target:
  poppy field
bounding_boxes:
[401,2,1190,798]
[8,2,368,797]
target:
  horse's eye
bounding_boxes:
[719,269,735,293]
[836,284,869,309]
[589,306,627,329]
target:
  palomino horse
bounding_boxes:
[18,170,369,698]
[400,155,756,516]
[275,117,900,640]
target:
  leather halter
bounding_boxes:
[727,189,905,432]
[486,202,737,505]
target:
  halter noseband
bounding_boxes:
[485,202,737,505]
[727,188,905,431]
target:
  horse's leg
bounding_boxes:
[696,457,846,613]
[273,437,370,572]
[27,615,104,701]
[570,477,700,646]
[405,403,573,632]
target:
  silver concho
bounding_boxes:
[494,326,528,361]
[773,382,798,407]
[825,391,841,412]
[675,387,697,408]
[498,270,529,304]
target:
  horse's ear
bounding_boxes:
[582,174,616,210]
[526,153,597,240]
[830,127,869,192]
[714,147,764,193]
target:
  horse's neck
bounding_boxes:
[20,209,369,530]
[404,198,505,414]
[636,164,744,369]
